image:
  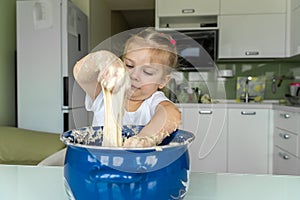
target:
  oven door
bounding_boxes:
[175,30,218,71]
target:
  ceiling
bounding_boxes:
[104,0,155,28]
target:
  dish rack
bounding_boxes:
[285,95,300,106]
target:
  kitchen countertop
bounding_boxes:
[1,164,300,200]
[272,103,300,112]
[177,101,300,111]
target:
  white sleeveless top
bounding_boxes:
[85,91,170,126]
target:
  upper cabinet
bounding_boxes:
[156,0,219,16]
[219,0,287,59]
[155,0,219,30]
[220,0,286,14]
[156,0,300,59]
[288,0,300,57]
[218,15,286,59]
[219,0,300,59]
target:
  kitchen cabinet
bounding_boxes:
[155,0,219,30]
[181,106,227,173]
[273,110,300,175]
[288,0,300,56]
[219,14,286,59]
[227,108,270,174]
[220,0,286,15]
[156,0,219,16]
[273,147,300,175]
[219,0,287,59]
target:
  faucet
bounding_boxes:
[241,76,255,103]
[271,76,277,94]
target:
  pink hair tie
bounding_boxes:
[170,39,176,45]
[160,32,176,45]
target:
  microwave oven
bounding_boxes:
[170,30,218,71]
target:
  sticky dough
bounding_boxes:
[95,51,130,147]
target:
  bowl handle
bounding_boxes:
[89,166,145,183]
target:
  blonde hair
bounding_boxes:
[123,28,178,74]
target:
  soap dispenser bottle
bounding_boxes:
[187,87,198,103]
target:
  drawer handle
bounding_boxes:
[241,111,256,115]
[280,113,290,119]
[182,9,195,14]
[245,51,259,56]
[279,152,290,160]
[199,110,213,115]
[279,133,290,139]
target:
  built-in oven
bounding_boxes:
[171,30,218,71]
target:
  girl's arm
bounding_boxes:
[73,52,101,100]
[73,50,125,100]
[124,101,182,147]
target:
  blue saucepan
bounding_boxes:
[61,125,194,200]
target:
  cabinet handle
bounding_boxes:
[280,113,290,119]
[279,152,290,160]
[279,133,290,139]
[245,51,259,56]
[199,110,213,115]
[182,9,195,14]
[241,111,256,115]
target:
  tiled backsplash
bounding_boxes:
[218,60,300,100]
[166,59,300,102]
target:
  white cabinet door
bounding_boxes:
[219,14,286,58]
[273,109,300,175]
[273,146,300,176]
[274,110,300,133]
[219,0,287,59]
[183,107,227,173]
[156,0,219,16]
[220,0,286,15]
[289,0,300,56]
[228,109,270,174]
[155,0,219,29]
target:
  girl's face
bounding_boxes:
[123,49,170,101]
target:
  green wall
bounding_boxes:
[217,60,300,100]
[0,1,16,126]
[179,59,300,102]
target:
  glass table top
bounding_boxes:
[1,164,300,200]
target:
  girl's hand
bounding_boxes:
[99,60,128,93]
[96,51,129,93]
[123,101,181,148]
[73,50,129,99]
[123,131,168,148]
[123,135,158,148]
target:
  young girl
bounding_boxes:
[74,28,181,148]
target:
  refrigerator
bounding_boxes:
[16,0,89,133]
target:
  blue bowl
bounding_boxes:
[61,125,194,200]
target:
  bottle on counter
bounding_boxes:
[186,87,198,103]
